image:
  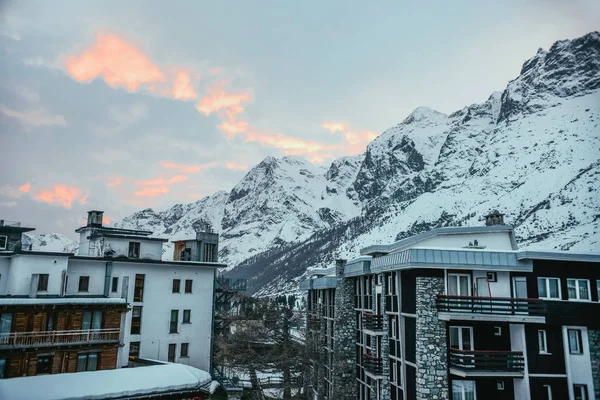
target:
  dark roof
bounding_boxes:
[14,250,74,257]
[0,226,36,234]
[75,226,154,236]
[100,233,168,242]
[70,255,227,268]
[517,251,600,263]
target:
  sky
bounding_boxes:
[0,0,599,239]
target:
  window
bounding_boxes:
[494,326,502,336]
[486,272,497,282]
[568,329,583,354]
[543,384,552,400]
[567,279,590,301]
[0,314,13,335]
[168,343,176,362]
[181,343,189,357]
[597,280,600,302]
[38,274,49,291]
[46,312,57,332]
[169,310,178,333]
[390,316,397,338]
[0,235,7,250]
[497,380,504,390]
[0,358,6,379]
[128,242,140,258]
[452,380,475,400]
[392,361,398,383]
[76,353,98,372]
[538,330,549,354]
[111,277,119,293]
[185,279,193,293]
[134,274,145,302]
[538,277,561,299]
[183,309,191,323]
[573,384,588,400]
[129,342,140,361]
[78,276,90,292]
[131,306,142,335]
[36,356,52,375]
[82,311,103,330]
[448,274,471,296]
[450,326,473,350]
[172,279,180,293]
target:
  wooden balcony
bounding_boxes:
[449,349,524,377]
[362,312,383,333]
[436,294,546,323]
[362,353,383,378]
[0,328,121,349]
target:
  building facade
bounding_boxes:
[301,220,600,400]
[0,211,225,379]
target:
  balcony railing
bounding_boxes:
[0,328,121,348]
[436,295,545,316]
[362,312,383,332]
[216,277,247,292]
[362,353,383,376]
[449,349,524,373]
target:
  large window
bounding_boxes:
[538,277,561,299]
[169,310,179,334]
[573,384,588,400]
[183,309,191,324]
[0,235,7,250]
[450,326,473,351]
[448,274,471,296]
[46,312,57,332]
[538,330,549,354]
[0,358,6,379]
[131,306,142,335]
[36,356,52,375]
[82,311,103,330]
[128,242,140,258]
[38,274,49,291]
[181,343,189,357]
[76,353,98,372]
[111,277,119,293]
[129,342,140,361]
[134,274,145,302]
[168,343,176,362]
[568,329,583,354]
[452,380,475,400]
[567,279,590,301]
[172,279,180,293]
[0,314,12,335]
[78,276,90,292]
[185,280,193,293]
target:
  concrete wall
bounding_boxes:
[472,270,511,297]
[4,254,69,296]
[563,326,595,399]
[412,231,514,251]
[589,329,600,400]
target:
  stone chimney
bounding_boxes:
[484,209,505,226]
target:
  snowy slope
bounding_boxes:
[34,31,599,294]
[22,233,78,253]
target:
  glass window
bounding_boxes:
[568,329,583,354]
[452,380,475,400]
[131,306,142,335]
[36,356,52,375]
[0,314,13,335]
[450,326,473,350]
[38,274,49,291]
[128,242,140,258]
[567,279,590,301]
[129,342,140,361]
[82,312,92,330]
[573,384,588,400]
[170,310,178,333]
[78,276,89,292]
[92,311,102,330]
[134,274,145,302]
[181,343,189,357]
[172,279,180,293]
[46,312,57,332]
[448,274,470,296]
[168,343,176,362]
[0,358,6,379]
[183,309,191,323]
[77,353,98,372]
[538,278,561,299]
[538,330,548,354]
[597,280,600,302]
[111,277,119,293]
[0,236,7,250]
[543,384,552,400]
[185,280,193,293]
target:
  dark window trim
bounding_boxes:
[172,279,181,293]
[185,279,193,294]
[128,242,141,259]
[111,277,119,293]
[568,329,583,355]
[38,274,49,291]
[0,235,7,250]
[78,276,90,292]
[182,309,191,324]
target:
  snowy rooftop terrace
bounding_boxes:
[0,360,217,400]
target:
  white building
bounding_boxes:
[0,210,225,372]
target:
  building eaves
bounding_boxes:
[99,233,168,242]
[74,226,154,236]
[69,255,227,268]
[15,250,74,257]
[0,226,36,234]
[517,251,600,263]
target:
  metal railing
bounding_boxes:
[449,349,524,372]
[0,328,121,348]
[436,294,545,316]
[216,277,248,292]
[362,312,383,331]
[362,353,383,376]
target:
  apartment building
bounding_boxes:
[300,212,600,400]
[0,210,225,379]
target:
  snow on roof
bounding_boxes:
[0,297,127,306]
[0,362,212,400]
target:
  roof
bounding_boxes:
[517,251,600,263]
[75,226,154,236]
[0,226,35,234]
[70,255,227,269]
[0,362,215,400]
[0,297,127,307]
[360,225,518,255]
[99,233,168,242]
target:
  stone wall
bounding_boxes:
[415,276,448,400]
[589,329,600,400]
[332,259,357,399]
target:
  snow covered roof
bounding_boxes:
[517,250,600,263]
[0,362,215,400]
[0,297,127,306]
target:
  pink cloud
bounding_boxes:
[243,129,340,163]
[34,185,88,208]
[321,122,351,133]
[225,162,249,171]
[134,186,170,197]
[322,121,379,154]
[19,183,31,193]
[160,161,218,173]
[170,69,198,100]
[196,80,252,117]
[167,175,188,184]
[102,216,111,225]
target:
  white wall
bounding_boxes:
[76,229,163,260]
[510,324,531,400]
[563,326,595,399]
[5,254,69,296]
[411,231,514,251]
[67,259,107,295]
[472,270,511,297]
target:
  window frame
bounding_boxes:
[129,341,140,361]
[567,329,583,354]
[36,356,53,375]
[185,279,193,293]
[452,380,476,400]
[567,279,591,301]
[497,380,504,390]
[172,279,181,293]
[78,276,90,292]
[180,342,189,357]
[111,277,119,293]
[573,384,588,400]
[538,329,549,354]
[128,242,140,259]
[168,343,176,362]
[0,357,6,379]
[182,309,191,324]
[76,353,98,372]
[0,235,7,250]
[131,306,142,335]
[537,277,561,300]
[134,274,145,302]
[543,384,552,400]
[169,310,179,334]
[37,274,49,292]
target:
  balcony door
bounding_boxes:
[513,276,528,314]
[450,326,474,368]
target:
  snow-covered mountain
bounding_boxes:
[44,32,600,295]
[22,233,78,253]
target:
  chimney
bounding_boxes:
[87,210,104,228]
[484,210,505,226]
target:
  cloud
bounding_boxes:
[321,121,379,154]
[225,162,249,171]
[0,104,67,127]
[19,183,31,193]
[0,185,22,199]
[102,216,111,225]
[134,186,170,197]
[106,177,123,187]
[134,172,192,197]
[34,185,88,208]
[243,129,340,163]
[196,80,252,136]
[65,33,198,100]
[160,161,218,173]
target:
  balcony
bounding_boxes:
[436,295,546,323]
[362,353,383,378]
[0,328,121,349]
[449,349,524,377]
[362,312,383,334]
